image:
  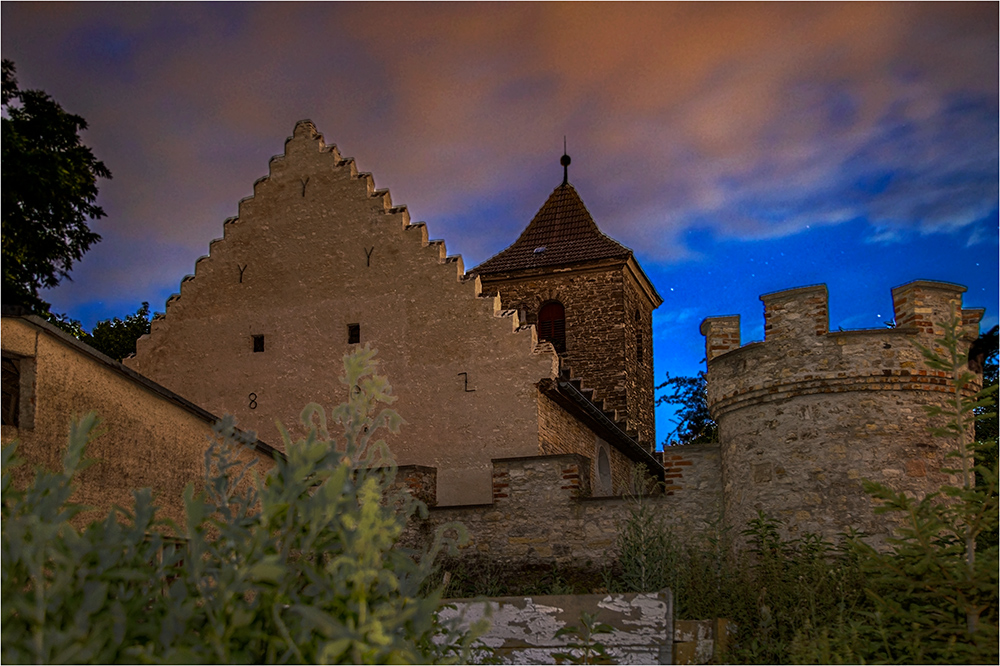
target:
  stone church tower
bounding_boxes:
[471,155,662,450]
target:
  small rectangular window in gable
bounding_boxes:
[253,335,265,353]
[347,324,360,345]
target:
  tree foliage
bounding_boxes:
[2,59,111,312]
[86,302,151,361]
[656,371,717,447]
[1,346,483,663]
[38,303,151,362]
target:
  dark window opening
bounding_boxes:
[597,444,612,496]
[636,332,644,364]
[538,302,566,353]
[252,335,265,353]
[634,309,641,323]
[2,356,20,426]
[348,324,361,345]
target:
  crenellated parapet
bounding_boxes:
[761,284,829,341]
[891,280,984,339]
[701,280,983,421]
[699,315,741,362]
[701,280,985,547]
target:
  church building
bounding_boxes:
[471,152,661,449]
[124,121,663,505]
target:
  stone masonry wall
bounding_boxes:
[701,281,984,548]
[480,268,625,418]
[661,442,723,499]
[537,392,634,496]
[401,452,723,569]
[622,270,657,448]
[126,121,558,506]
[479,266,656,449]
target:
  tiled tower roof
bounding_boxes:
[472,182,632,274]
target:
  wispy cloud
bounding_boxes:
[1,2,995,314]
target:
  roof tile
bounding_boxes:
[472,183,632,274]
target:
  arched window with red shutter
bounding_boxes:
[538,301,566,353]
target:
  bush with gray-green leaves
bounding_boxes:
[1,345,483,664]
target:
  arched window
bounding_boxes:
[538,301,566,353]
[597,441,613,496]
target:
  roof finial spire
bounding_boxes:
[560,137,571,186]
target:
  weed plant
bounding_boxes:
[1,346,485,663]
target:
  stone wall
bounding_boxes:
[401,451,723,569]
[1,315,276,530]
[480,268,628,422]
[622,267,657,448]
[126,121,560,505]
[701,281,984,547]
[661,442,722,498]
[478,260,658,449]
[537,392,633,496]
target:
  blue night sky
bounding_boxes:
[3,2,997,446]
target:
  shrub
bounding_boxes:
[612,312,999,664]
[1,345,482,663]
[841,310,999,664]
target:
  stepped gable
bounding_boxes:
[472,182,632,275]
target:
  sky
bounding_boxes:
[3,2,997,446]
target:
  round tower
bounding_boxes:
[701,280,984,547]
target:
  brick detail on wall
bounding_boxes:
[492,467,511,500]
[700,316,741,363]
[392,465,438,508]
[761,284,829,341]
[891,280,979,338]
[401,452,722,568]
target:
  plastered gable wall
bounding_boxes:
[1,316,274,530]
[701,281,984,548]
[127,121,558,505]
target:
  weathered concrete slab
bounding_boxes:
[440,591,673,664]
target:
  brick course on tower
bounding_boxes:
[470,169,662,450]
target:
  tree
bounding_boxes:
[36,303,151,362]
[972,325,999,445]
[848,311,999,662]
[656,371,717,446]
[87,302,151,361]
[2,59,111,312]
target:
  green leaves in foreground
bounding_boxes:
[1,346,482,663]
